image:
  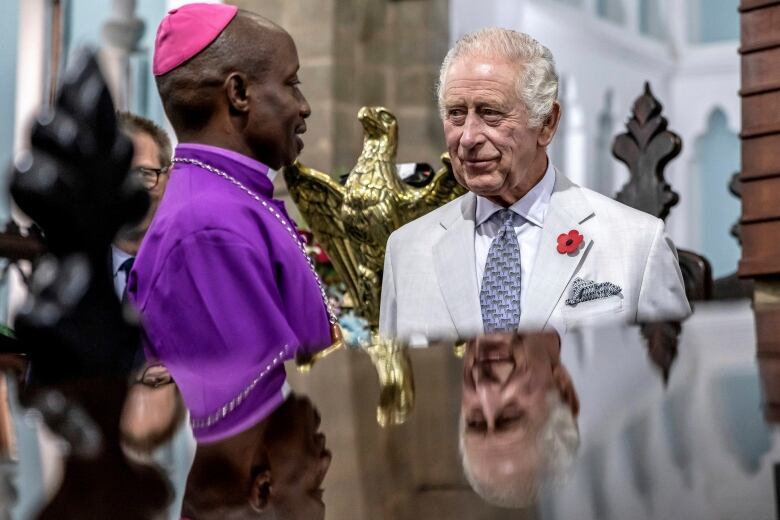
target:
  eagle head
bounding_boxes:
[358,106,398,141]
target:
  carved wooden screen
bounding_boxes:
[612,82,713,302]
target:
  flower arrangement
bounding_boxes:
[298,229,372,348]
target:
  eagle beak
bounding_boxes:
[358,107,382,136]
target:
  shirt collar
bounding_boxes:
[475,159,556,228]
[174,143,276,197]
[111,244,133,276]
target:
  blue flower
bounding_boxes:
[339,312,371,348]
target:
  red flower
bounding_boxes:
[313,244,331,264]
[557,229,583,254]
[297,228,332,264]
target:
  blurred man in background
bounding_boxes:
[113,111,172,301]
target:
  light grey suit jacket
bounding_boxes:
[379,171,691,343]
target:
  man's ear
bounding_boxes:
[538,101,561,147]
[552,363,579,418]
[248,468,272,513]
[226,72,252,114]
[542,331,561,363]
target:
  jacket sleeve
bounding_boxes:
[636,219,692,322]
[139,228,299,376]
[378,233,398,339]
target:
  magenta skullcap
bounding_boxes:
[153,3,239,76]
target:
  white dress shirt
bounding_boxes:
[111,244,134,300]
[474,161,555,310]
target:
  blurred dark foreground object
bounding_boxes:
[10,47,148,384]
[6,48,170,519]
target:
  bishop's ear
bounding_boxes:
[537,101,562,147]
[226,72,252,114]
[249,467,272,514]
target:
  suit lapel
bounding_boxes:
[520,171,595,329]
[432,193,484,339]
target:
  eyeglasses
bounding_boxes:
[131,166,168,190]
[135,363,173,388]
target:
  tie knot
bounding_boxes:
[119,257,135,275]
[495,208,515,228]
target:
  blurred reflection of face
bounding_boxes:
[262,395,332,520]
[461,332,558,442]
[460,332,574,507]
[183,394,332,520]
[120,364,183,455]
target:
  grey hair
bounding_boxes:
[459,391,579,509]
[437,28,559,128]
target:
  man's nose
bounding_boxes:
[459,112,484,150]
[473,360,514,387]
[300,92,312,119]
[475,374,503,425]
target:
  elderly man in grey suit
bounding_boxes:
[379,28,690,343]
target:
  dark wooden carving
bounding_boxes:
[8,48,169,519]
[612,82,709,381]
[713,173,755,299]
[613,82,681,221]
[11,50,150,382]
[678,250,713,301]
[0,222,44,263]
[613,82,712,304]
[729,172,743,243]
[641,321,681,383]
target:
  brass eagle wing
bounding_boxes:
[283,162,361,307]
[400,153,467,220]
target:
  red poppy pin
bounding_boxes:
[557,229,584,254]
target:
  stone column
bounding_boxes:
[100,0,145,111]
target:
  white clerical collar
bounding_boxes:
[475,159,556,228]
[111,244,134,276]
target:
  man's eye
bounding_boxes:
[447,109,466,122]
[481,109,502,120]
[495,413,524,430]
[467,419,488,432]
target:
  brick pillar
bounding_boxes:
[738,0,780,423]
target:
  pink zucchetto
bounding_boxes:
[153,3,239,76]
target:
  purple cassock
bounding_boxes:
[128,143,332,443]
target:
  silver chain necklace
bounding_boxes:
[172,156,338,325]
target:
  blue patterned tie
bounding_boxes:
[480,209,521,333]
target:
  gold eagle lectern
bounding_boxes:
[284,106,465,327]
[284,107,465,426]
